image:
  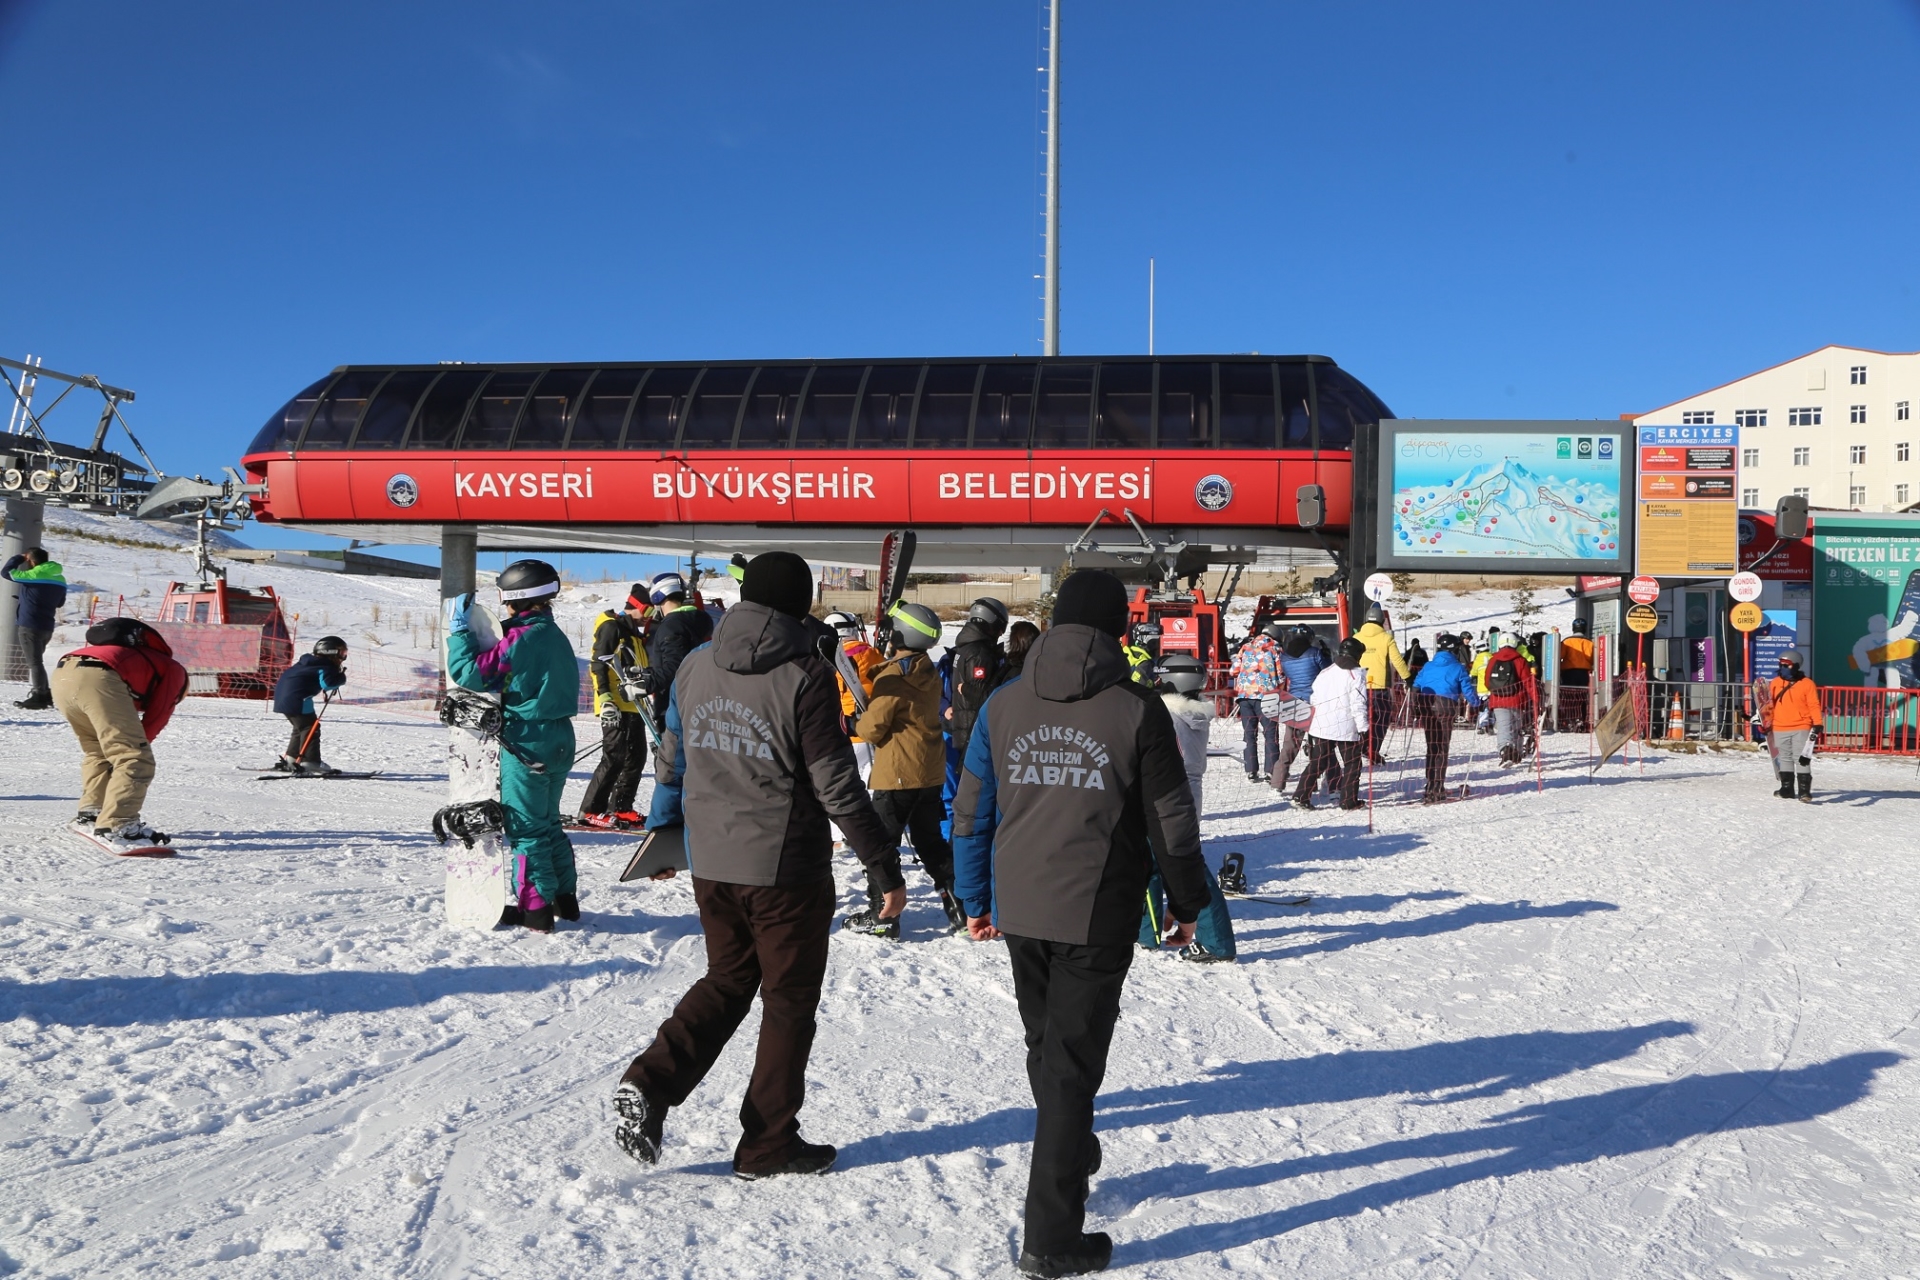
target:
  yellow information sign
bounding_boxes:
[1636,425,1739,577]
[1729,601,1763,632]
[1626,603,1659,633]
[1637,500,1738,577]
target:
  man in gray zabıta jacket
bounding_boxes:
[952,569,1211,1278]
[614,552,902,1180]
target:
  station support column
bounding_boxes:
[440,525,477,603]
[1,498,44,684]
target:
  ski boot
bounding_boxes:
[269,756,295,773]
[611,811,644,830]
[1217,853,1248,897]
[841,883,901,939]
[1179,940,1231,964]
[295,759,338,777]
[577,812,619,829]
[936,887,968,934]
[613,1082,667,1165]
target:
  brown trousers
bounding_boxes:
[621,876,834,1171]
[51,660,156,828]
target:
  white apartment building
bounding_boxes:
[1630,344,1920,513]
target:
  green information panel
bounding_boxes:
[1810,513,1920,687]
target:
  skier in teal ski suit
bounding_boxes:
[447,562,582,930]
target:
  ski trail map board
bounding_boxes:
[445,605,511,929]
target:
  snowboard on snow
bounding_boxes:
[64,821,175,858]
[439,605,513,930]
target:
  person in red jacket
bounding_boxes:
[50,617,188,852]
[1484,641,1538,766]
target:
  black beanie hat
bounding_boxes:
[741,551,814,618]
[1052,569,1130,638]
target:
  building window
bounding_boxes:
[1850,444,1868,464]
[1851,404,1868,424]
[1851,365,1868,384]
[1735,408,1766,428]
[1899,442,1911,463]
[1900,401,1911,421]
[1741,447,1760,468]
[1793,486,1810,498]
[1850,484,1867,507]
[1899,484,1912,506]
[1793,447,1811,466]
[1682,410,1714,425]
[1789,407,1821,426]
[1742,487,1760,506]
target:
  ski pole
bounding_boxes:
[294,691,332,763]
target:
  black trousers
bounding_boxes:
[20,627,51,697]
[283,712,321,763]
[1005,935,1132,1254]
[1294,736,1361,806]
[1416,692,1458,797]
[581,710,649,815]
[622,876,834,1171]
[867,786,954,893]
[1367,687,1392,758]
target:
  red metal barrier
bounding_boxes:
[1818,686,1920,755]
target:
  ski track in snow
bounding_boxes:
[2,522,1918,1278]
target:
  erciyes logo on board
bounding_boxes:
[1195,474,1234,512]
[386,474,419,508]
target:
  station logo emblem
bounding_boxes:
[1598,438,1614,459]
[1576,437,1593,459]
[386,473,419,508]
[1194,474,1233,512]
[1557,437,1572,459]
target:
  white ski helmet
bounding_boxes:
[823,610,863,637]
[649,572,688,605]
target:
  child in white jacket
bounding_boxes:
[1290,637,1370,811]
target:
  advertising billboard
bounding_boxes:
[1375,420,1632,575]
[1635,424,1739,577]
[1809,512,1920,687]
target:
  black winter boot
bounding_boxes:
[613,1082,667,1165]
[14,692,52,710]
[555,893,580,922]
[1018,1231,1113,1277]
[1796,773,1812,803]
[522,905,556,932]
[734,1140,837,1179]
[1776,773,1795,799]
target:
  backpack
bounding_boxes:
[1486,655,1520,697]
[947,640,1004,741]
[85,617,172,655]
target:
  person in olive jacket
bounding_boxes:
[615,552,900,1181]
[951,569,1210,1277]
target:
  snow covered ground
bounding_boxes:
[2,525,1918,1277]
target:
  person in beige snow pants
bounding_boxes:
[52,658,157,829]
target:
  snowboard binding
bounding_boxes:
[1217,852,1249,897]
[433,798,507,847]
[439,689,505,736]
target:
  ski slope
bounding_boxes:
[2,525,1918,1277]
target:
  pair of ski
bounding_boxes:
[241,765,385,781]
[829,530,917,716]
[1215,852,1311,907]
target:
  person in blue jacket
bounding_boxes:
[4,546,68,709]
[271,637,348,773]
[1409,633,1483,803]
[1268,623,1328,791]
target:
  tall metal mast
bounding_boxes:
[1042,0,1061,356]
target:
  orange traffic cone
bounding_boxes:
[1666,693,1685,740]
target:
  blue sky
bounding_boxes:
[2,0,1918,567]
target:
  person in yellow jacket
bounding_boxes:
[1470,632,1496,733]
[578,585,652,828]
[1354,605,1411,763]
[1763,649,1823,802]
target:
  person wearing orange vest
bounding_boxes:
[1764,649,1822,802]
[1558,618,1596,687]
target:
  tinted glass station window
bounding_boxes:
[794,365,861,448]
[354,370,438,449]
[570,369,641,448]
[629,367,695,449]
[1313,365,1390,453]
[1278,363,1312,448]
[680,366,752,448]
[915,364,977,448]
[1095,362,1152,448]
[1157,362,1213,449]
[410,370,488,449]
[975,362,1037,447]
[854,365,920,448]
[461,371,538,450]
[738,365,809,449]
[1218,362,1275,449]
[515,368,591,449]
[1032,364,1094,448]
[301,370,385,449]
[248,374,334,454]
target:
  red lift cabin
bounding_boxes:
[153,578,295,699]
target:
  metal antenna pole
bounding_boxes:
[1148,257,1155,355]
[1042,0,1061,357]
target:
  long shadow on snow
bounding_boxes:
[836,1021,1691,1172]
[1111,1048,1902,1263]
[1232,897,1616,958]
[0,958,656,1027]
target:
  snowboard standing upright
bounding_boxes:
[441,604,513,929]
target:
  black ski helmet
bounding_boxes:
[1155,653,1207,696]
[312,635,348,660]
[1571,617,1590,635]
[1336,636,1366,668]
[497,558,561,606]
[1283,623,1314,658]
[1263,620,1288,643]
[966,597,1010,635]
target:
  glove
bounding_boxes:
[443,593,473,635]
[600,707,622,731]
